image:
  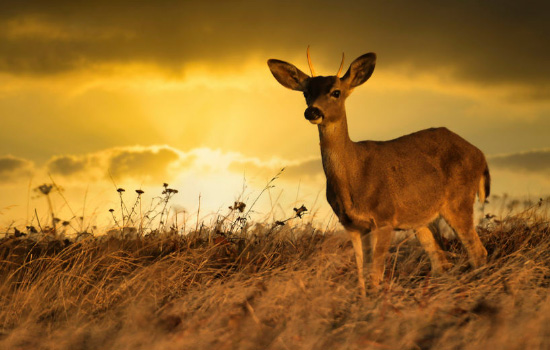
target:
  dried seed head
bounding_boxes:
[229,201,246,212]
[36,184,53,195]
[293,205,308,218]
[117,188,125,193]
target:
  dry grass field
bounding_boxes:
[1,197,549,350]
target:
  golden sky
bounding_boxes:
[1,1,549,229]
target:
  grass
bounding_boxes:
[1,180,550,349]
[0,202,549,350]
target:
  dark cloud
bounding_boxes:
[47,155,90,176]
[490,150,550,174]
[0,155,34,182]
[0,0,548,96]
[108,148,180,181]
[285,159,323,180]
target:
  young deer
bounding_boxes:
[268,49,490,294]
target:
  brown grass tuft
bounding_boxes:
[1,210,549,349]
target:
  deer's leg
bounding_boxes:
[369,226,392,287]
[348,229,366,295]
[415,226,451,274]
[443,202,487,268]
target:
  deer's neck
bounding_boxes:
[318,115,357,185]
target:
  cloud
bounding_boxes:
[45,145,194,183]
[41,145,323,187]
[0,155,34,182]
[47,155,92,176]
[284,158,323,180]
[108,147,181,180]
[228,156,323,181]
[490,150,550,174]
[0,1,548,97]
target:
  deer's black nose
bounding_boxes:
[305,107,324,121]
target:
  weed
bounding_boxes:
[0,207,548,349]
[1,183,549,349]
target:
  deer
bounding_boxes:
[268,48,490,294]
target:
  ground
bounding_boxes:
[0,205,549,350]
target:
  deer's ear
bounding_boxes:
[268,59,309,91]
[341,53,376,89]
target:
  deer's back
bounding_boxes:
[362,127,486,179]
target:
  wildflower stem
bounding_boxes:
[46,193,56,234]
[196,194,201,233]
[119,192,125,228]
[139,196,143,236]
[34,208,43,233]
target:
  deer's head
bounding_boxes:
[268,48,376,126]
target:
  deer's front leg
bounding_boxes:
[369,226,393,287]
[348,229,366,296]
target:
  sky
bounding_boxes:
[1,0,549,231]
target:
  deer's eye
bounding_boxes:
[331,90,341,98]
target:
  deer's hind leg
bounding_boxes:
[369,226,393,287]
[415,226,452,274]
[442,199,487,268]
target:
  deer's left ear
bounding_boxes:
[341,53,376,89]
[268,59,309,91]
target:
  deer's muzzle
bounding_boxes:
[304,107,324,124]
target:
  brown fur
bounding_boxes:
[268,52,489,294]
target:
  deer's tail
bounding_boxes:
[478,163,491,204]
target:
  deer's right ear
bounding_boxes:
[268,59,309,91]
